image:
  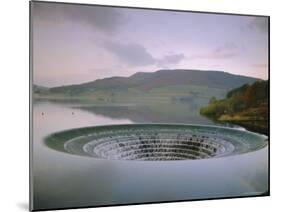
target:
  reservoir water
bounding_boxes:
[32,101,268,210]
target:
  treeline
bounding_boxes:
[200,80,268,121]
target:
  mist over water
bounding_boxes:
[32,101,268,210]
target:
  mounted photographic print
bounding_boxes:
[30,1,269,211]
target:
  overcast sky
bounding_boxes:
[32,2,269,87]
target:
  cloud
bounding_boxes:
[103,41,156,66]
[211,43,238,59]
[103,40,186,68]
[157,54,185,67]
[252,63,268,68]
[33,2,124,32]
[247,17,268,33]
[187,43,238,60]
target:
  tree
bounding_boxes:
[209,96,217,104]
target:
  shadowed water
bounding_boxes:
[32,101,268,210]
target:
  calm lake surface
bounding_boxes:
[32,101,268,210]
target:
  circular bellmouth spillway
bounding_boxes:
[45,124,268,161]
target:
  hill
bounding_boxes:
[33,84,49,95]
[200,80,269,134]
[34,69,258,105]
[48,69,257,93]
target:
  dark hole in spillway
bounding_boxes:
[45,124,268,161]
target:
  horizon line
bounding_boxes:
[34,68,267,88]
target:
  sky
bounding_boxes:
[32,2,269,87]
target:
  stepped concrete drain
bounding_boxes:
[45,124,268,161]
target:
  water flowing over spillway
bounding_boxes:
[45,124,267,161]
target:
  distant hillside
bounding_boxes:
[48,69,257,93]
[34,69,258,105]
[200,80,268,134]
[33,84,49,94]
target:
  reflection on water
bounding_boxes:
[32,101,268,210]
[75,104,211,124]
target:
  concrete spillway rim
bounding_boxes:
[44,123,268,162]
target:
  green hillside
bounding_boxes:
[200,80,269,134]
[34,69,257,106]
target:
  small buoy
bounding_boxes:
[41,112,44,115]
